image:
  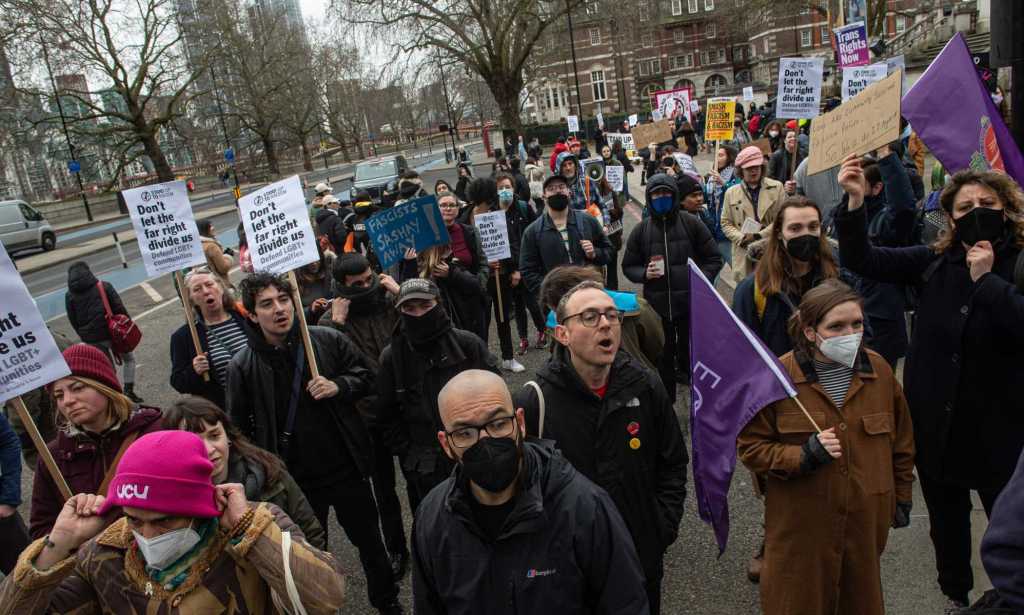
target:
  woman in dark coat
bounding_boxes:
[836,155,1024,609]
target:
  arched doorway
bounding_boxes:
[705,74,728,96]
[672,78,696,101]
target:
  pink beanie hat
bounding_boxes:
[98,431,220,518]
[735,146,765,169]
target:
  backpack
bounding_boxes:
[97,282,141,355]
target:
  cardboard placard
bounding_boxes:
[474,211,511,263]
[807,70,902,175]
[834,21,870,68]
[365,195,450,270]
[651,109,664,121]
[567,115,580,133]
[238,175,319,274]
[776,57,824,119]
[606,166,624,192]
[705,97,736,141]
[842,63,888,102]
[750,138,773,156]
[0,248,70,402]
[632,120,674,149]
[122,180,206,277]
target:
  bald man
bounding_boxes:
[411,370,650,615]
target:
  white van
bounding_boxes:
[0,200,56,253]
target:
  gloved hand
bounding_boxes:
[799,432,836,474]
[892,501,912,529]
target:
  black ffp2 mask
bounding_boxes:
[784,233,820,262]
[460,433,521,493]
[954,206,1006,247]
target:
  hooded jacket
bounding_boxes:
[315,206,348,253]
[513,350,689,582]
[30,407,163,539]
[65,263,126,344]
[412,440,650,615]
[621,173,723,322]
[556,151,602,217]
[549,141,569,173]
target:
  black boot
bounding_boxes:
[124,384,144,403]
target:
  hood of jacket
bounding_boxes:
[67,262,99,293]
[227,453,268,501]
[644,172,680,218]
[556,151,579,180]
[315,207,338,225]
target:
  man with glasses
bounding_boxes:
[413,369,650,614]
[514,281,688,615]
[519,174,613,297]
[372,278,499,516]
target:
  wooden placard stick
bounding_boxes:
[287,270,321,380]
[174,270,209,382]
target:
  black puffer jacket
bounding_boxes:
[621,173,723,322]
[513,349,689,582]
[65,262,126,344]
[412,440,650,615]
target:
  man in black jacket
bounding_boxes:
[513,281,689,615]
[413,369,649,614]
[226,272,401,615]
[622,173,723,395]
[372,278,500,514]
[314,194,351,253]
[519,174,613,296]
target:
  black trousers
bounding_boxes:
[658,317,689,402]
[918,472,1004,603]
[486,277,515,360]
[0,512,29,575]
[304,478,398,609]
[645,576,662,615]
[512,282,545,341]
[605,246,620,291]
[371,439,408,558]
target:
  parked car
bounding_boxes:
[0,200,56,254]
[352,155,408,206]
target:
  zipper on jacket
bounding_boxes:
[664,227,673,321]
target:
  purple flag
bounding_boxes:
[687,260,796,554]
[834,22,870,68]
[902,33,1024,187]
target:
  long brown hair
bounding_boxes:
[754,196,838,297]
[786,279,863,358]
[162,396,283,484]
[934,169,1024,253]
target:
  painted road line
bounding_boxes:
[140,282,163,302]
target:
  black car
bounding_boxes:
[352,155,408,206]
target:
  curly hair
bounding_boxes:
[238,272,293,314]
[466,176,498,207]
[934,169,1024,253]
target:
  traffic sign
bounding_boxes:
[68,160,81,173]
[224,147,235,163]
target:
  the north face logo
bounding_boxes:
[116,484,150,500]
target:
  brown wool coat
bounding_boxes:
[0,503,346,615]
[737,349,915,615]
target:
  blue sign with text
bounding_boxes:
[224,147,235,162]
[365,195,450,270]
[68,160,81,173]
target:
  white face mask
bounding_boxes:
[816,332,862,368]
[768,130,779,138]
[133,523,201,571]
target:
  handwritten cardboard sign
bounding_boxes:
[122,180,206,277]
[238,175,320,274]
[705,97,736,141]
[807,69,902,175]
[0,248,70,402]
[365,195,450,270]
[632,120,674,149]
[606,166,624,191]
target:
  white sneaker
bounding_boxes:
[502,359,526,373]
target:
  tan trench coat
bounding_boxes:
[719,177,785,281]
[737,349,915,615]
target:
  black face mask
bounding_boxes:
[335,276,384,316]
[401,304,451,345]
[399,183,421,198]
[784,233,820,262]
[460,431,521,493]
[546,193,569,211]
[954,206,1006,246]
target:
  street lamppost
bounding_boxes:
[39,36,92,221]
[435,49,459,159]
[564,0,588,142]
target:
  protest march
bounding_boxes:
[4,6,1024,614]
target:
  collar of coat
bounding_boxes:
[541,347,647,403]
[792,348,875,384]
[540,209,582,232]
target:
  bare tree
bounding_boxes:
[0,0,209,183]
[313,42,373,161]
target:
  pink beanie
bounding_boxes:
[98,431,220,518]
[735,146,765,169]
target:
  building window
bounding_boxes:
[895,15,907,33]
[705,73,727,94]
[641,33,653,48]
[687,0,697,13]
[820,25,829,45]
[704,0,713,9]
[639,61,650,77]
[717,47,726,63]
[671,0,681,16]
[585,1,597,15]
[706,22,716,38]
[763,37,770,53]
[673,29,685,43]
[652,59,661,74]
[591,70,607,101]
[672,53,693,69]
[750,43,756,57]
[700,49,709,65]
[800,29,811,48]
[639,1,649,21]
[589,27,601,45]
[544,89,553,110]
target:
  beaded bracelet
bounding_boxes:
[229,506,256,539]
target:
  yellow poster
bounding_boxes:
[705,97,736,141]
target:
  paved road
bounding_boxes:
[11,155,968,613]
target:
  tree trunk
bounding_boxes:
[263,136,280,176]
[142,131,175,182]
[300,140,313,171]
[338,135,352,162]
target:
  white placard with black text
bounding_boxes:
[606,166,624,192]
[474,211,511,262]
[238,175,319,274]
[567,115,580,133]
[122,180,206,277]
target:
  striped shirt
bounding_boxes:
[205,318,249,386]
[813,359,854,409]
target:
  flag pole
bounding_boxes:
[790,394,823,433]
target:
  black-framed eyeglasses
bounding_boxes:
[446,414,517,449]
[561,308,624,327]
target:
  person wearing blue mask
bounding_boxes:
[622,172,723,398]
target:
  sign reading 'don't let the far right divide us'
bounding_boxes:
[0,247,70,402]
[775,57,824,119]
[122,180,207,277]
[238,175,320,274]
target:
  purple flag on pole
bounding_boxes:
[902,33,1024,187]
[687,260,796,554]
